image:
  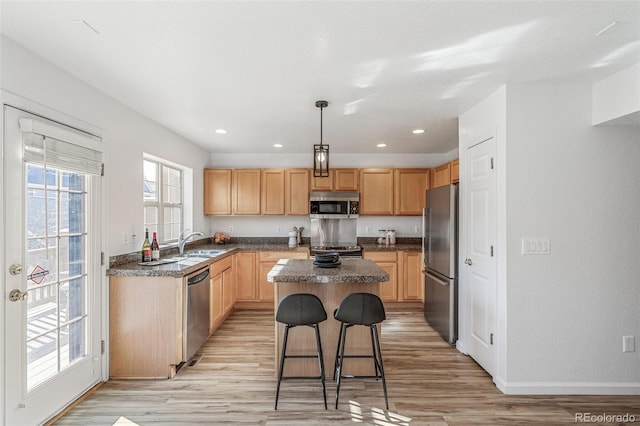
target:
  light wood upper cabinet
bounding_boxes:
[285,169,310,215]
[334,169,359,191]
[394,169,429,216]
[261,169,285,215]
[311,168,358,191]
[451,159,460,183]
[233,169,261,215]
[204,169,232,215]
[359,169,394,215]
[310,170,334,191]
[431,163,452,188]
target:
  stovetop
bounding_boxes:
[309,245,363,257]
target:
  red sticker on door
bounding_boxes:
[27,265,50,285]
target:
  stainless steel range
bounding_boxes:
[309,192,362,257]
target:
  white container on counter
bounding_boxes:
[288,231,298,248]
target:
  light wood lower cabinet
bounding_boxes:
[210,271,223,333]
[400,251,424,301]
[258,250,308,302]
[109,275,184,379]
[234,251,257,302]
[364,251,423,303]
[211,256,234,333]
[363,251,398,302]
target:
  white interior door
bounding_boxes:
[463,135,497,376]
[4,106,103,426]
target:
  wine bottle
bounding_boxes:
[151,232,160,261]
[142,228,152,262]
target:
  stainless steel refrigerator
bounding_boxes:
[422,184,458,345]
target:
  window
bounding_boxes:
[143,157,183,243]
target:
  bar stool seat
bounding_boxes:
[333,292,388,409]
[275,293,328,410]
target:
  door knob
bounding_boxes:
[464,258,473,266]
[9,263,23,275]
[9,289,28,302]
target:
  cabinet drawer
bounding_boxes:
[259,250,308,261]
[210,256,232,276]
[364,251,397,262]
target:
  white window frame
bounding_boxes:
[143,154,190,244]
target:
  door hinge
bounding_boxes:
[490,157,494,169]
[490,333,494,345]
[100,163,105,176]
[101,340,105,354]
[490,246,494,257]
[101,252,105,266]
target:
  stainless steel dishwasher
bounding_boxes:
[183,266,210,362]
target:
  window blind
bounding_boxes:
[19,118,103,176]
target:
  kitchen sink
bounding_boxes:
[185,249,227,258]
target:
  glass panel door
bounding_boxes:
[4,105,103,426]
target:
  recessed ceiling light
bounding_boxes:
[273,143,283,148]
[412,129,425,134]
[376,143,387,148]
[215,129,227,134]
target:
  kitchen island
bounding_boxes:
[267,258,389,377]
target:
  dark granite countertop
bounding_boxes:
[106,243,309,278]
[361,243,421,252]
[106,239,420,278]
[267,258,389,284]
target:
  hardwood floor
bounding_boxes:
[54,308,640,425]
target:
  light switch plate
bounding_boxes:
[521,238,550,255]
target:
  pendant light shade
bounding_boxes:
[313,100,330,177]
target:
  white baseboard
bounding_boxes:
[497,380,640,395]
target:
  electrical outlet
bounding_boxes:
[276,226,281,234]
[122,232,129,244]
[228,226,234,233]
[366,226,372,234]
[415,225,420,234]
[623,335,635,352]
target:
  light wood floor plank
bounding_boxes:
[53,308,640,425]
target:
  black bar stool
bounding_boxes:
[333,292,388,410]
[275,293,328,410]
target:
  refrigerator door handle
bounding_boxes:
[425,270,449,286]
[423,207,431,264]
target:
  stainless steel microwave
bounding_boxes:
[309,191,359,218]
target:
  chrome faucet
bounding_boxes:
[178,229,204,255]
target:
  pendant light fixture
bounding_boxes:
[313,100,329,177]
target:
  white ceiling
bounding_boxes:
[1,1,639,154]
